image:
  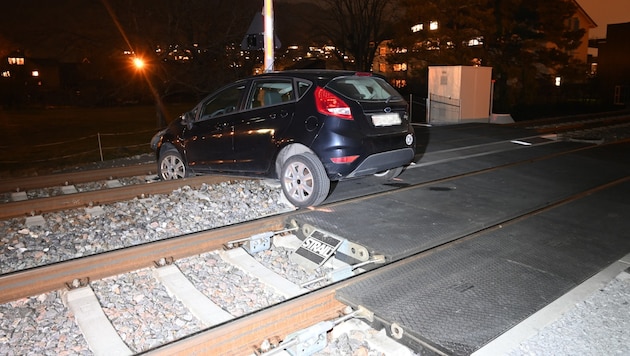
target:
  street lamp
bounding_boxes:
[133,57,145,70]
[130,55,166,127]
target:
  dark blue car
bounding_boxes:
[151,70,415,207]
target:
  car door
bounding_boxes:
[182,83,246,172]
[231,78,296,173]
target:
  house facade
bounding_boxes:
[597,22,630,106]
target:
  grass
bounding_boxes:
[0,104,193,178]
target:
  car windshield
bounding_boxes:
[328,76,402,101]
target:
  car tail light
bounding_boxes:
[330,155,359,164]
[315,87,353,120]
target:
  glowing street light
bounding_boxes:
[133,57,145,70]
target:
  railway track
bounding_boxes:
[1,114,629,355]
[2,112,629,220]
[510,110,630,138]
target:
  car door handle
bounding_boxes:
[215,122,230,130]
[268,110,288,120]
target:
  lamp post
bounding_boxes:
[132,55,167,128]
[263,0,274,72]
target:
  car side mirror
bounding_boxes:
[181,112,194,129]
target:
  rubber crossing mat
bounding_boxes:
[334,171,630,354]
[291,142,630,262]
[288,139,630,354]
[326,138,630,355]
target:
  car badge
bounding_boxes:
[384,107,392,113]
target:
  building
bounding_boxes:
[568,0,597,64]
[373,0,596,89]
[0,50,63,107]
[596,22,630,106]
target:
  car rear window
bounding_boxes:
[328,76,402,101]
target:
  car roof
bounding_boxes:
[255,69,364,83]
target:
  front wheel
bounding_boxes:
[281,153,330,208]
[158,147,188,180]
[373,166,404,180]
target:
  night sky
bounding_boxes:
[577,0,630,38]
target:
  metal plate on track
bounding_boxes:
[335,180,630,355]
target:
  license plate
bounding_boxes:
[372,113,401,127]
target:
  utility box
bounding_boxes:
[427,66,492,124]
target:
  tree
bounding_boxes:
[390,0,584,112]
[105,0,261,96]
[312,0,398,71]
[392,0,494,65]
[487,0,584,112]
[100,0,262,125]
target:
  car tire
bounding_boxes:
[281,153,330,208]
[158,147,188,180]
[373,166,404,180]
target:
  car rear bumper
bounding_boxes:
[342,147,415,179]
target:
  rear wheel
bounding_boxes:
[281,153,330,208]
[158,147,188,180]
[373,166,404,180]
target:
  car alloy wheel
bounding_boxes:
[281,153,330,208]
[159,148,187,180]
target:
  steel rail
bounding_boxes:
[146,285,348,356]
[0,175,245,220]
[0,162,156,193]
[510,113,630,133]
[2,138,628,354]
[3,136,626,302]
[0,215,286,304]
[2,117,627,220]
[507,110,630,128]
[145,172,630,356]
[533,115,630,135]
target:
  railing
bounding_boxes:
[0,129,155,165]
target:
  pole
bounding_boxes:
[263,0,274,72]
[97,133,104,162]
[409,94,413,123]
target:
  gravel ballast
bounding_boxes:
[1,146,629,354]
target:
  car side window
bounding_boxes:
[247,79,294,109]
[297,80,312,99]
[200,84,245,120]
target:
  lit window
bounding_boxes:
[467,37,484,46]
[392,79,407,88]
[1,71,10,77]
[32,70,39,77]
[393,63,407,72]
[429,21,438,31]
[411,24,423,32]
[555,76,561,87]
[379,63,387,72]
[8,57,24,65]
